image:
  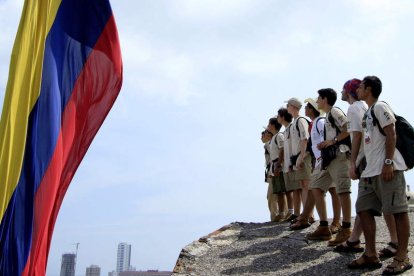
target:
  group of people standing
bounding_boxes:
[261,76,411,275]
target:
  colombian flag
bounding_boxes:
[0,0,122,275]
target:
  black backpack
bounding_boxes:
[327,107,352,148]
[370,102,414,170]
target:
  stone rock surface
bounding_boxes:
[173,214,414,275]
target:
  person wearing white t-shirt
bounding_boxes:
[307,88,352,242]
[267,118,287,221]
[262,129,278,221]
[349,76,411,274]
[290,98,341,231]
[285,97,312,224]
[276,107,296,221]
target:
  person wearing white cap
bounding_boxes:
[290,98,341,232]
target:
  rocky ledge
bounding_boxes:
[173,213,414,275]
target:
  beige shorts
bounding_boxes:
[293,154,312,181]
[284,171,301,192]
[310,152,351,194]
[356,171,408,216]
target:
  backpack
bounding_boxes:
[370,102,414,170]
[327,107,352,148]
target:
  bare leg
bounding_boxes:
[328,187,341,225]
[348,215,363,242]
[312,188,327,221]
[384,213,398,244]
[339,192,352,225]
[286,191,293,211]
[393,212,410,260]
[277,193,287,215]
[359,211,377,257]
[293,189,302,216]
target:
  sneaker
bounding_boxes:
[329,222,341,234]
[306,226,332,241]
[328,227,352,246]
[272,214,285,223]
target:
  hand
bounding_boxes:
[317,140,334,149]
[349,163,358,180]
[274,166,281,176]
[296,155,304,168]
[381,164,394,182]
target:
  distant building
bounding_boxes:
[119,270,171,276]
[86,265,101,276]
[60,253,76,276]
[108,271,118,276]
[116,242,132,272]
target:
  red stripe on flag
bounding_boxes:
[22,16,122,275]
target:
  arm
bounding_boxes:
[296,139,308,168]
[348,131,362,180]
[275,148,284,176]
[382,123,396,181]
[320,124,349,148]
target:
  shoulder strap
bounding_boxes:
[315,117,325,135]
[295,116,310,133]
[327,107,343,135]
[370,102,386,136]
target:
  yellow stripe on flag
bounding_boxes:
[0,0,62,220]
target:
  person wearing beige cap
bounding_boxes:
[285,97,312,223]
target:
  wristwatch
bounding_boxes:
[384,159,394,165]
[333,137,338,144]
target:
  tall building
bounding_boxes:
[60,253,76,276]
[86,265,101,276]
[116,242,131,272]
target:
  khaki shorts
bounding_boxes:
[284,171,300,192]
[310,152,351,194]
[356,171,408,216]
[310,165,336,191]
[293,154,312,181]
[272,173,286,194]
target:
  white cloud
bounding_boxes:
[171,0,256,22]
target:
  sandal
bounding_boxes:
[348,254,382,269]
[290,219,311,230]
[334,239,364,253]
[382,257,413,275]
[379,242,398,259]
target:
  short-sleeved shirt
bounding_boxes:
[290,116,309,156]
[347,101,367,166]
[264,143,270,167]
[269,132,284,161]
[283,123,293,173]
[325,106,349,152]
[361,101,407,177]
[311,116,325,167]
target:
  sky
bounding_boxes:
[1,0,414,275]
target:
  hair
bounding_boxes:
[277,108,293,123]
[268,117,282,130]
[317,88,337,106]
[306,103,320,117]
[362,76,382,99]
